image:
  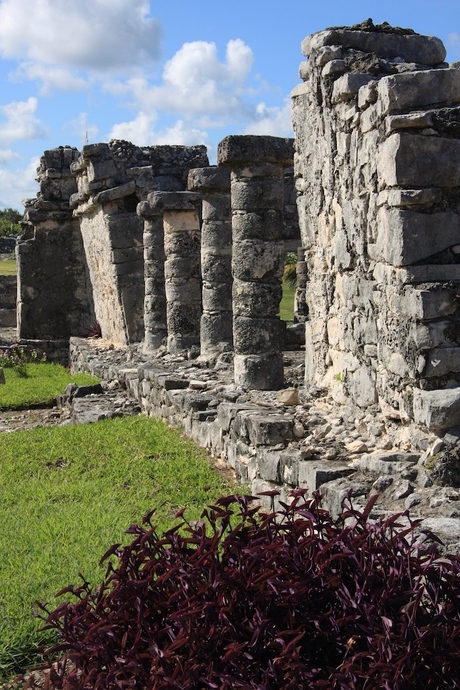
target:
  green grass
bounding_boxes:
[0,258,16,276]
[0,415,238,679]
[0,363,98,411]
[279,281,295,323]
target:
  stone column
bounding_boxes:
[148,191,202,353]
[218,135,294,390]
[137,200,167,351]
[187,167,232,357]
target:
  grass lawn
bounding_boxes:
[279,281,295,323]
[0,363,98,411]
[0,415,238,680]
[0,258,16,276]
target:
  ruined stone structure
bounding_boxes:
[292,20,460,430]
[11,22,460,535]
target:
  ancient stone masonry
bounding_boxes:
[19,141,209,346]
[187,167,233,358]
[15,20,460,551]
[218,135,295,390]
[18,147,93,339]
[69,141,209,346]
[292,19,460,430]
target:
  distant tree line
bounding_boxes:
[0,208,22,237]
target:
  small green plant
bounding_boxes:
[0,344,46,378]
[334,371,342,383]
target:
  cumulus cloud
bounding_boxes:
[13,63,89,94]
[109,112,158,144]
[0,0,162,71]
[0,155,40,210]
[0,149,20,165]
[0,97,48,145]
[106,38,256,127]
[243,99,293,137]
[63,113,99,147]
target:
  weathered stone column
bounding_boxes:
[148,191,202,353]
[218,135,294,390]
[137,200,167,351]
[187,167,232,357]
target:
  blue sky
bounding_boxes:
[0,0,459,210]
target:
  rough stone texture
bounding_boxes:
[219,136,294,390]
[292,22,460,427]
[148,191,202,353]
[0,275,17,327]
[188,167,233,357]
[18,147,94,339]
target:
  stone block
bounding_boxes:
[377,68,460,115]
[233,316,285,355]
[216,402,260,432]
[218,135,294,167]
[201,222,232,254]
[374,208,460,267]
[405,288,458,320]
[413,387,460,430]
[232,210,284,242]
[298,461,355,491]
[302,29,446,65]
[148,191,201,212]
[231,178,284,211]
[232,240,284,281]
[201,253,232,283]
[233,279,282,318]
[93,181,136,205]
[257,449,282,481]
[352,451,419,475]
[187,166,230,192]
[246,414,293,446]
[200,313,233,350]
[332,73,374,103]
[424,348,460,377]
[320,477,369,519]
[202,283,232,312]
[379,133,460,188]
[234,352,284,390]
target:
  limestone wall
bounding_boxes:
[292,20,460,430]
[18,147,94,339]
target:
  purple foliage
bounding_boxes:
[35,491,460,689]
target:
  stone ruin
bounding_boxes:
[12,21,460,548]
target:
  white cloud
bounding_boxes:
[154,120,208,147]
[13,63,88,94]
[0,0,162,71]
[243,99,293,137]
[0,97,48,145]
[106,39,256,128]
[63,113,99,147]
[109,112,158,144]
[0,148,20,164]
[0,155,40,210]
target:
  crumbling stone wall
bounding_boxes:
[18,147,94,339]
[292,20,460,431]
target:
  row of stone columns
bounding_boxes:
[137,135,294,390]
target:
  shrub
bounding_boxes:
[0,344,46,378]
[36,492,460,689]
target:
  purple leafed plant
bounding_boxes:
[35,491,460,689]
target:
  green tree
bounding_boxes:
[0,208,22,238]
